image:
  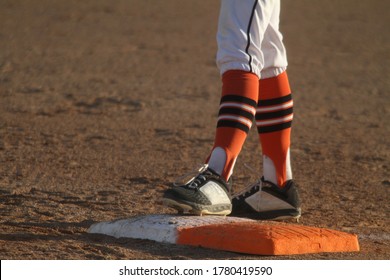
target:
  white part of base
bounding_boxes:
[88,214,254,243]
[88,215,178,243]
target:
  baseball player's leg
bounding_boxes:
[232,71,301,220]
[257,0,291,187]
[231,0,301,220]
[162,0,277,216]
[208,0,277,181]
[206,70,258,181]
[257,72,293,187]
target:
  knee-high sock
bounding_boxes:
[207,70,259,181]
[256,71,293,187]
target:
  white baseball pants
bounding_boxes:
[216,0,288,79]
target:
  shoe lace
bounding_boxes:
[188,173,209,189]
[233,178,262,199]
[173,164,231,192]
[232,163,262,199]
[173,164,209,188]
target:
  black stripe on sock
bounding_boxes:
[217,120,250,134]
[255,107,293,121]
[221,95,257,108]
[257,121,292,134]
[257,94,292,107]
[219,107,255,120]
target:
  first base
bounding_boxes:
[88,214,359,255]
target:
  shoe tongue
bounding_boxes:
[205,167,230,185]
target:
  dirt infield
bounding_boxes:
[0,0,389,259]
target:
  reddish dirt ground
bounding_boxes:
[0,0,389,259]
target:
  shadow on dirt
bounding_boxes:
[0,219,250,259]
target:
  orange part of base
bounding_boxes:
[177,222,360,255]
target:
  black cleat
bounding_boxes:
[231,177,301,220]
[162,165,232,216]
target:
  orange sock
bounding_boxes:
[256,71,293,187]
[207,70,259,180]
